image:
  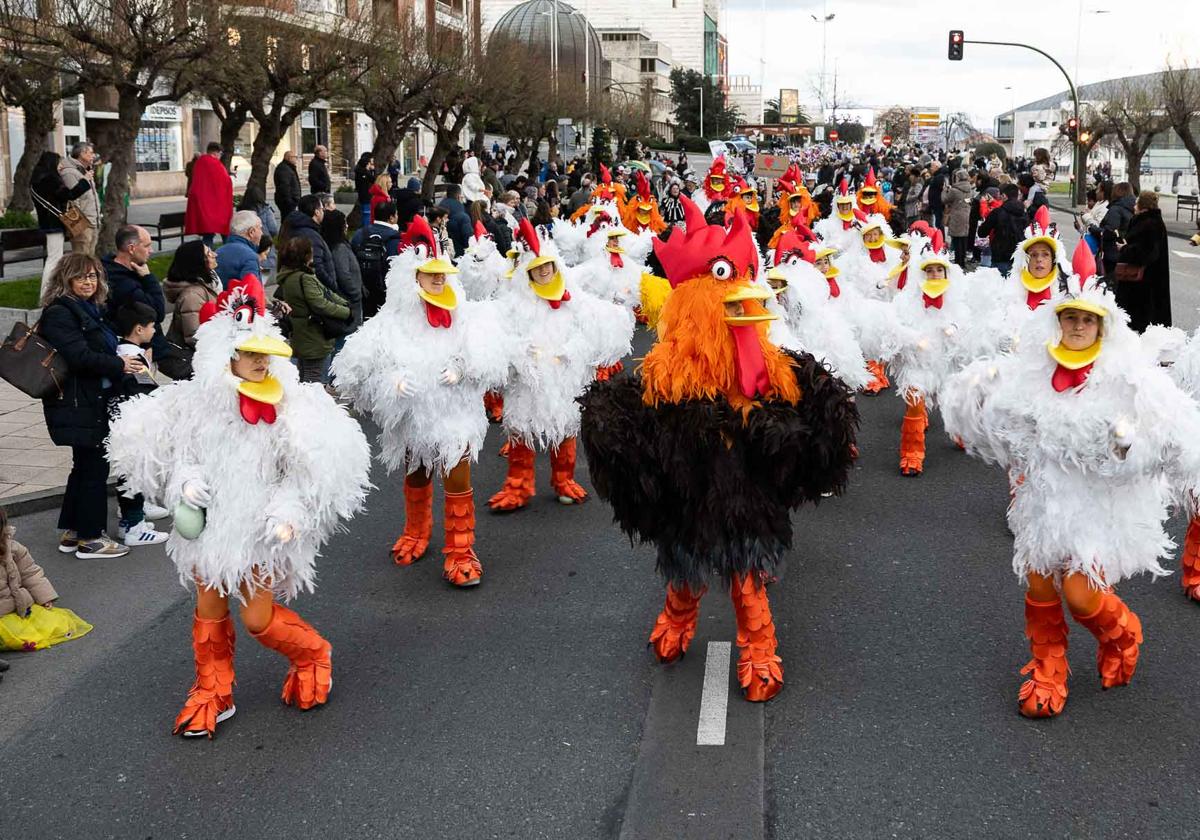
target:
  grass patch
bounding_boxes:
[0,252,176,311]
[1047,181,1071,194]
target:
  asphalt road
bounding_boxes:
[5,281,1200,839]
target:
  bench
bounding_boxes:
[0,228,47,279]
[143,211,187,249]
[1178,194,1199,221]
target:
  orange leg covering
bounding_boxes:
[649,583,706,663]
[1181,516,1200,602]
[1018,596,1070,718]
[392,477,433,565]
[899,395,927,476]
[443,490,483,587]
[730,574,784,702]
[488,439,536,511]
[483,390,504,423]
[250,604,332,710]
[863,359,889,394]
[550,437,588,504]
[594,362,625,382]
[1072,591,1143,689]
[174,613,236,738]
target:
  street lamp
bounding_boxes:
[1073,5,1109,91]
[695,85,704,139]
[810,6,835,116]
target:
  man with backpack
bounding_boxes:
[977,183,1027,277]
[350,200,404,319]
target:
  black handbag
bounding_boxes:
[1113,262,1145,283]
[307,285,354,339]
[0,320,69,398]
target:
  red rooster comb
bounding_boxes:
[837,177,850,197]
[863,167,878,190]
[789,221,816,241]
[636,170,651,200]
[928,229,945,253]
[774,230,813,265]
[710,157,727,178]
[1071,235,1096,283]
[652,197,757,289]
[516,217,541,257]
[199,274,266,325]
[1033,204,1051,233]
[908,220,934,238]
[402,215,439,256]
[599,163,612,185]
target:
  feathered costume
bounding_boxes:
[489,219,633,511]
[107,276,371,736]
[855,167,894,222]
[941,241,1200,717]
[812,178,862,252]
[579,197,858,702]
[620,171,667,235]
[332,216,512,586]
[458,220,510,302]
[724,176,761,230]
[690,156,736,215]
[568,164,627,223]
[767,163,819,249]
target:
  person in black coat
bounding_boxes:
[1114,191,1171,332]
[1091,182,1135,278]
[273,151,303,220]
[308,146,331,194]
[30,151,93,294]
[353,152,375,229]
[38,253,142,557]
[283,195,338,292]
[976,183,1026,276]
[437,184,472,256]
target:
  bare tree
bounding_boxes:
[940,111,975,149]
[0,0,212,248]
[1159,61,1200,186]
[875,106,911,142]
[1099,76,1172,192]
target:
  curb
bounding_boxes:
[1049,200,1196,242]
[3,480,119,518]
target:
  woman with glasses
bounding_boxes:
[38,254,144,559]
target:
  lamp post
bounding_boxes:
[810,6,835,116]
[695,85,704,139]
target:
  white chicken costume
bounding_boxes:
[766,230,872,391]
[940,240,1200,718]
[457,220,510,302]
[332,216,512,587]
[812,177,862,253]
[489,218,634,511]
[107,276,371,736]
[986,206,1073,341]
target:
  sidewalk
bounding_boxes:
[1049,192,1199,241]
[0,379,68,500]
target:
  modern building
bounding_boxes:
[994,70,1200,186]
[595,27,675,140]
[725,75,762,125]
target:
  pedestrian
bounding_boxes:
[53,142,101,257]
[273,150,303,220]
[215,210,264,288]
[238,184,279,277]
[332,215,510,586]
[1018,173,1049,225]
[943,168,973,268]
[926,160,947,232]
[942,246,1200,719]
[30,150,93,299]
[660,181,686,227]
[184,142,234,249]
[368,173,391,223]
[275,236,350,383]
[391,176,425,229]
[353,152,375,229]
[426,206,456,259]
[977,183,1026,276]
[1092,181,1135,278]
[308,144,331,194]
[106,274,370,738]
[103,224,191,381]
[567,175,594,217]
[437,183,472,256]
[1114,190,1171,332]
[387,155,402,190]
[164,240,221,351]
[320,209,364,330]
[282,194,338,292]
[351,200,403,319]
[0,507,93,653]
[904,165,925,229]
[38,253,139,559]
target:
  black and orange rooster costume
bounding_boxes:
[578,198,858,702]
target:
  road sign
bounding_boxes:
[829,130,839,142]
[753,153,791,179]
[882,134,893,147]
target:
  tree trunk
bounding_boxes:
[98,93,144,254]
[1175,125,1200,194]
[471,123,485,156]
[217,106,249,171]
[247,119,285,204]
[370,115,403,170]
[9,98,55,213]
[422,128,452,200]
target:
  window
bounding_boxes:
[301,109,328,154]
[1038,121,1047,128]
[61,96,83,128]
[135,122,180,172]
[1028,121,1036,128]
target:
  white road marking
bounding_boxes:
[1173,250,1200,260]
[696,641,732,746]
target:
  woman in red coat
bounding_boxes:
[184,143,234,247]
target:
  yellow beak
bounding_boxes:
[418,257,459,275]
[236,334,293,358]
[417,283,458,310]
[722,283,777,323]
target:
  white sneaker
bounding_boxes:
[120,521,170,547]
[143,503,170,521]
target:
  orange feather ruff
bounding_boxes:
[641,274,800,414]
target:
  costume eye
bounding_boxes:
[710,259,734,281]
[787,255,801,266]
[233,306,254,325]
[414,243,429,259]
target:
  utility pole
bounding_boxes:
[695,84,705,139]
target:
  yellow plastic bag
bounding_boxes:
[0,604,93,651]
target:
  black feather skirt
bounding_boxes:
[578,350,859,588]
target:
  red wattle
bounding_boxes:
[896,267,908,290]
[424,301,452,328]
[239,392,277,425]
[1026,287,1053,310]
[922,294,944,309]
[609,251,624,269]
[729,324,772,400]
[1052,362,1093,392]
[868,246,887,263]
[827,277,841,298]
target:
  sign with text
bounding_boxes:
[753,153,791,178]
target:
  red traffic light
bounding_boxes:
[948,29,964,60]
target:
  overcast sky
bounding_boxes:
[723,0,1197,130]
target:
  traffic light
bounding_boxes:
[1065,116,1079,141]
[948,30,964,60]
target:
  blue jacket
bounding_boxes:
[350,222,403,256]
[437,196,472,256]
[101,255,171,360]
[215,234,262,288]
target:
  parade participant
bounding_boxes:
[332,217,511,587]
[724,176,761,230]
[579,197,858,702]
[689,156,736,214]
[856,167,894,222]
[489,219,633,511]
[620,171,667,235]
[568,164,626,222]
[941,241,1200,717]
[767,230,872,390]
[107,276,371,737]
[457,221,510,302]
[812,178,862,252]
[882,229,915,294]
[767,164,819,249]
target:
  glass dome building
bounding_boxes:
[488,0,604,98]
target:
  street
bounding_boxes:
[3,312,1200,839]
